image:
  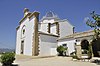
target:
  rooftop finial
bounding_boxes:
[23,8,29,17]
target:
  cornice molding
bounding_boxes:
[19,11,40,25]
[19,13,31,25]
[16,26,20,30]
[58,30,94,40]
[38,31,59,37]
[28,12,40,19]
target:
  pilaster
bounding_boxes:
[32,12,40,56]
[56,22,59,35]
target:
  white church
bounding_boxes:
[16,8,98,57]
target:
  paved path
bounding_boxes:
[0,56,98,66]
[15,57,98,66]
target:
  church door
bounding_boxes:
[21,41,24,54]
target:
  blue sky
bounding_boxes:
[0,0,100,49]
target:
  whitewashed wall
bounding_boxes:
[51,24,57,35]
[59,20,74,37]
[58,39,76,55]
[16,16,35,56]
[16,28,21,54]
[39,34,58,56]
[24,16,35,56]
[40,23,48,33]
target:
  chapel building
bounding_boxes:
[16,8,74,56]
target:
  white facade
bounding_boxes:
[57,30,95,56]
[58,39,76,55]
[59,20,74,37]
[16,16,35,56]
[39,34,58,56]
[16,9,74,56]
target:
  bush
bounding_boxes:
[0,52,15,66]
[57,46,67,56]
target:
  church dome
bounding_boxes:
[40,11,59,21]
[45,11,56,17]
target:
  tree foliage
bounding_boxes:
[86,11,100,39]
[56,46,67,56]
[0,52,15,66]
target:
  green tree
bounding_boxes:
[86,11,100,57]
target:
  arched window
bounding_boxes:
[21,25,26,38]
[22,29,25,35]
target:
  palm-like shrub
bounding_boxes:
[0,52,15,66]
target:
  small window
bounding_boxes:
[23,29,25,34]
[62,44,67,46]
[62,44,67,49]
[74,43,76,45]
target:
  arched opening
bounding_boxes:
[91,38,100,57]
[21,25,26,38]
[81,39,89,50]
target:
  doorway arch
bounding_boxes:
[81,39,89,50]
